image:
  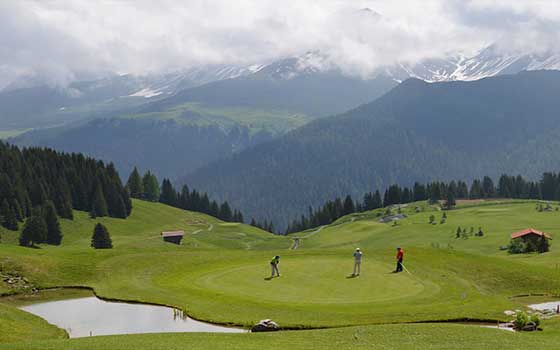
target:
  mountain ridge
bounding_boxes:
[180,70,560,229]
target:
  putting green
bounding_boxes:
[190,256,425,304]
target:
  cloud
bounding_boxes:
[1,0,559,87]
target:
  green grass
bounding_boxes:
[122,102,312,135]
[0,303,67,343]
[3,199,560,348]
[3,322,560,350]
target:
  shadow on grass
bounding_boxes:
[346,274,359,279]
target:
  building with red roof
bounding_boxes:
[509,228,552,254]
[510,228,552,240]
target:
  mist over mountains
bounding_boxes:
[6,46,560,228]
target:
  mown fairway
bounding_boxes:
[2,199,560,349]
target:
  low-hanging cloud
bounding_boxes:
[1,0,559,88]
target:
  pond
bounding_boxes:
[20,296,246,338]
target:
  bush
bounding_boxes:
[476,227,484,237]
[514,311,529,330]
[530,314,540,328]
[429,215,435,224]
[508,239,526,254]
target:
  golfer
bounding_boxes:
[270,255,280,278]
[353,248,362,276]
[395,247,404,273]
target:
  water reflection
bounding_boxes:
[21,297,245,338]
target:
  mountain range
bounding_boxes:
[181,70,560,229]
[6,46,560,216]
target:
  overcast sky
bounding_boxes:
[1,0,559,87]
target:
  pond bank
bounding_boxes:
[15,290,246,338]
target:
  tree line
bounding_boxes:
[126,167,245,224]
[0,142,131,233]
[286,172,560,234]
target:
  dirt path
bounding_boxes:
[290,238,300,250]
[191,224,213,235]
[302,225,326,238]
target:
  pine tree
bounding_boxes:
[105,184,127,219]
[219,202,233,222]
[456,226,461,238]
[444,191,456,210]
[413,182,427,201]
[90,184,109,218]
[372,190,383,209]
[43,201,63,245]
[209,201,220,218]
[469,179,483,199]
[159,179,177,206]
[142,171,160,202]
[19,214,47,247]
[91,223,113,249]
[126,167,144,199]
[237,211,244,223]
[1,199,18,231]
[29,181,48,207]
[342,195,355,216]
[482,176,496,198]
[477,227,484,237]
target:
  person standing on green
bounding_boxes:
[352,248,362,276]
[270,255,280,278]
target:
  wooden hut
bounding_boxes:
[161,231,185,245]
[510,228,552,253]
[510,228,552,241]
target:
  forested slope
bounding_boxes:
[183,71,560,228]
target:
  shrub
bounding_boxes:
[530,314,540,328]
[429,215,435,224]
[514,311,529,330]
[508,239,526,254]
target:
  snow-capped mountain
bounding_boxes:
[251,45,560,84]
[125,64,266,98]
[391,45,560,83]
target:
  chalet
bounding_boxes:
[510,228,552,253]
[510,228,552,241]
[161,231,185,245]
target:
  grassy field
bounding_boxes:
[122,102,313,135]
[2,199,560,348]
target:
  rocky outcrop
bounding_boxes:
[1,272,37,294]
[251,319,280,332]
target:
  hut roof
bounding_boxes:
[161,231,185,237]
[511,228,552,240]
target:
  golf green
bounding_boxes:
[189,256,425,304]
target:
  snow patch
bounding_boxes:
[129,87,163,98]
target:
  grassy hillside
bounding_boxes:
[123,102,312,136]
[2,199,560,348]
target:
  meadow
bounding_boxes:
[1,199,560,349]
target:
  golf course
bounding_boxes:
[2,198,560,349]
